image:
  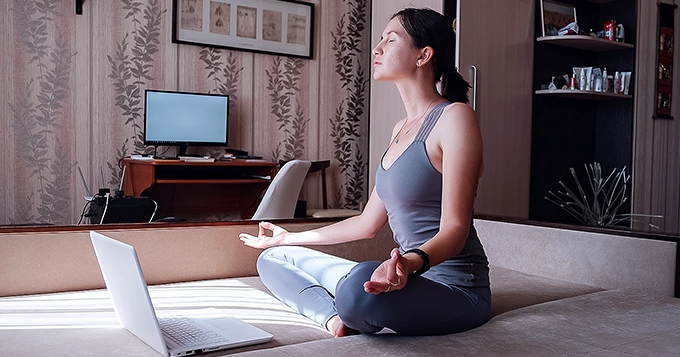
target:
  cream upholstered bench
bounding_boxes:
[0,219,678,356]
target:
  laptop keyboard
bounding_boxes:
[159,316,230,348]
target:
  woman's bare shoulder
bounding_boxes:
[438,102,479,131]
[441,102,476,119]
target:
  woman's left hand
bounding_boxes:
[363,248,409,295]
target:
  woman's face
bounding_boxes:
[372,17,421,81]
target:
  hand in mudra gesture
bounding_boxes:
[239,221,288,249]
[363,248,409,295]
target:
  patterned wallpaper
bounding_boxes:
[1,0,371,225]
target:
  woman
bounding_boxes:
[239,7,490,337]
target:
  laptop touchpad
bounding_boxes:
[204,318,241,331]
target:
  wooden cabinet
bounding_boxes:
[632,0,680,234]
[455,0,535,218]
[369,0,535,219]
[529,0,637,224]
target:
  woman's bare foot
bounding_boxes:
[325,315,359,337]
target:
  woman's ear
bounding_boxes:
[417,46,434,68]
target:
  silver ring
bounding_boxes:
[390,278,401,286]
[385,285,391,292]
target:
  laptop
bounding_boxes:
[90,231,273,357]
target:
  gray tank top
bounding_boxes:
[375,102,489,287]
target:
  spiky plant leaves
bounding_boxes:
[546,163,662,228]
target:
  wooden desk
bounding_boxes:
[121,159,278,219]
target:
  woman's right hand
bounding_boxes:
[239,221,289,249]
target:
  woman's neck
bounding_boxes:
[397,83,442,121]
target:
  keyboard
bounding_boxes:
[159,316,230,348]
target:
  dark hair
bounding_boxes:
[392,8,470,104]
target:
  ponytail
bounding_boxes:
[440,69,470,104]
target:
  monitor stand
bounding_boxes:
[152,145,176,160]
[152,144,204,159]
[176,145,204,158]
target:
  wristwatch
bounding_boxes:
[403,248,430,278]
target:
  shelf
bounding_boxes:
[535,89,632,100]
[537,35,634,52]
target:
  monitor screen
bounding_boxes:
[144,90,229,150]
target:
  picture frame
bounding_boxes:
[540,0,577,37]
[654,2,676,120]
[173,0,314,59]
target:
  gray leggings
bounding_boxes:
[257,246,491,336]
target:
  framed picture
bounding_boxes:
[654,2,676,119]
[173,0,314,59]
[540,0,577,37]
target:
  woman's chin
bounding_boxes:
[373,72,388,81]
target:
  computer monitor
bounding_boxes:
[144,89,229,156]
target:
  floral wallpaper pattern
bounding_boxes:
[267,56,309,161]
[2,0,371,225]
[107,0,167,185]
[329,0,368,209]
[198,47,244,158]
[9,0,76,225]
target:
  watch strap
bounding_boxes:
[403,248,430,278]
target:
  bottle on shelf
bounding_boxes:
[579,69,587,91]
[616,24,625,42]
[614,71,621,94]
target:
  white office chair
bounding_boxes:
[278,159,361,218]
[251,160,312,220]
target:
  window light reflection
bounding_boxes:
[0,279,323,332]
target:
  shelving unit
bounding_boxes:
[529,0,636,226]
[535,89,632,100]
[537,35,633,51]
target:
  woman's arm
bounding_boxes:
[240,188,389,248]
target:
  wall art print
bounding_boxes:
[654,1,676,119]
[174,0,314,59]
[540,0,577,37]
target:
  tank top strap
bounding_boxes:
[414,102,449,142]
